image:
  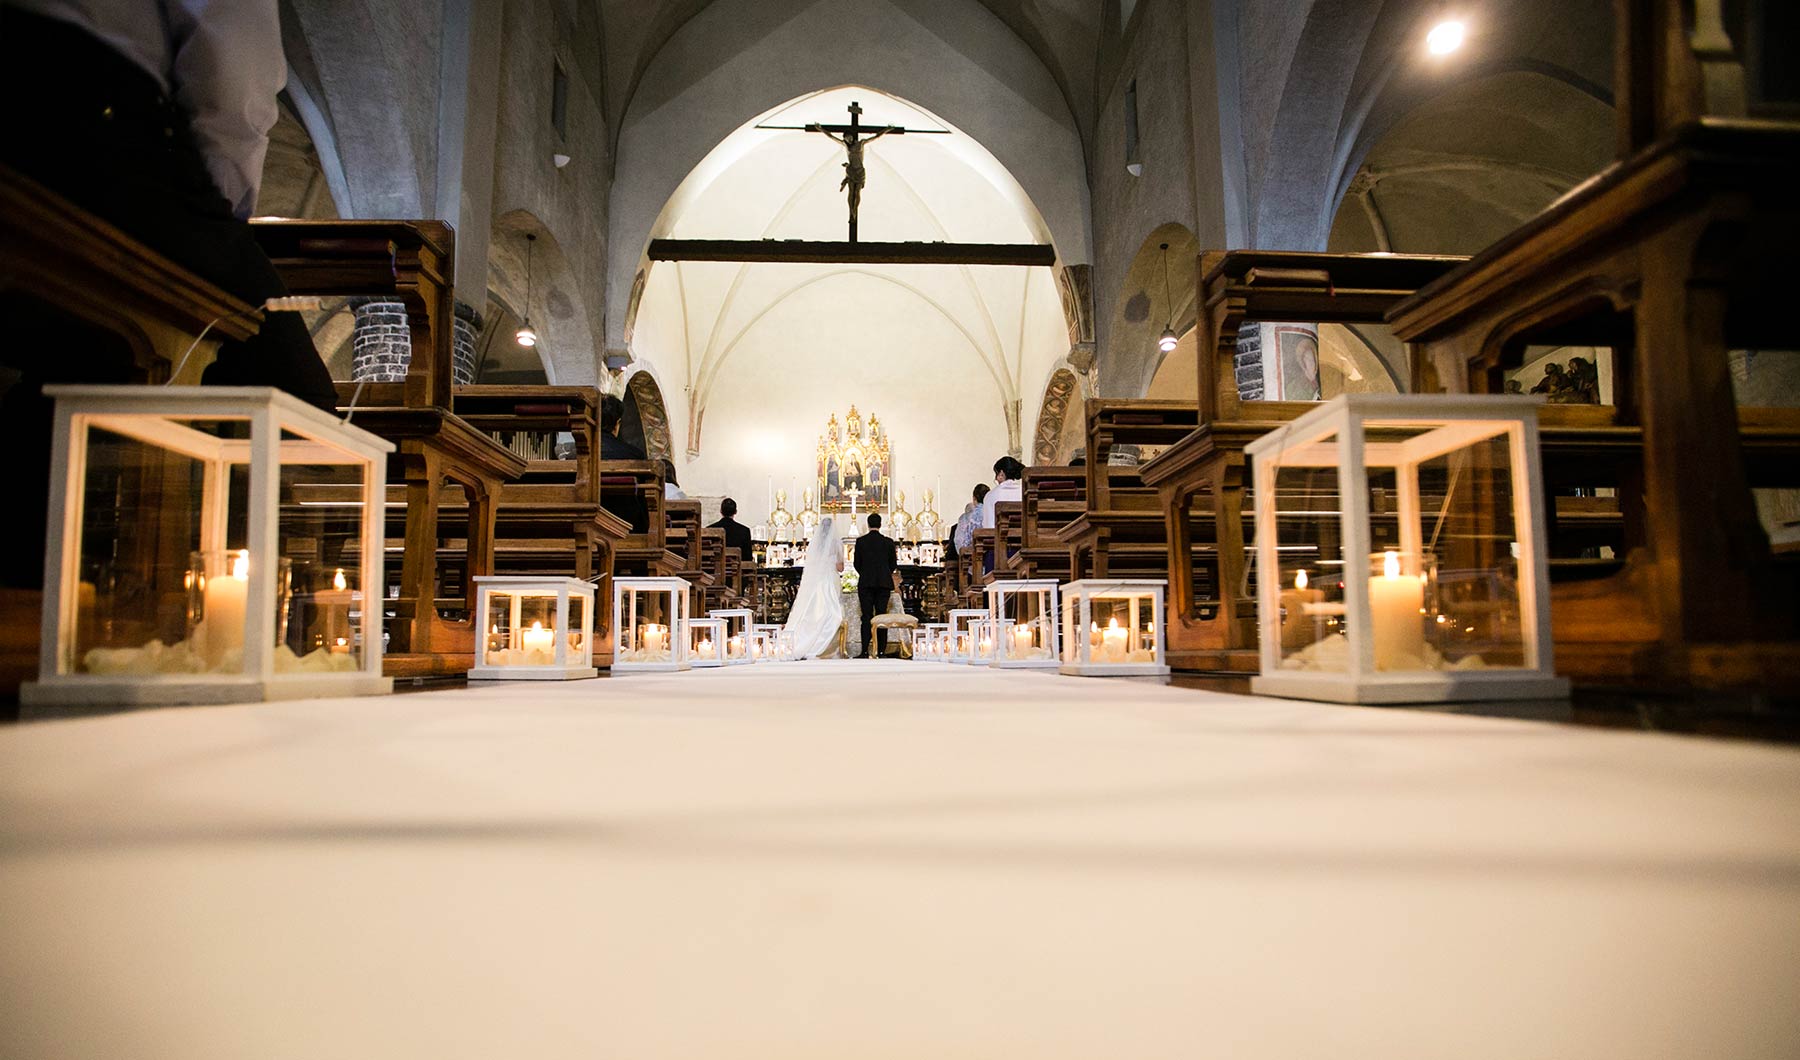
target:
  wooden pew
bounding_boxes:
[1140,250,1469,672]
[1057,400,1201,581]
[1388,118,1800,690]
[600,460,686,579]
[253,219,527,678]
[1010,466,1084,580]
[449,385,631,665]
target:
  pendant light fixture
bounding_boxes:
[1157,242,1179,354]
[515,233,539,347]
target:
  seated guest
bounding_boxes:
[598,393,648,533]
[661,458,685,500]
[952,483,989,552]
[981,456,1024,529]
[600,394,646,460]
[981,457,1024,574]
[710,498,754,560]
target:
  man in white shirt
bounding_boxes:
[981,456,1025,529]
[980,456,1025,574]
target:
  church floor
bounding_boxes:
[2,662,1797,1058]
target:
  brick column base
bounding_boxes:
[350,300,411,382]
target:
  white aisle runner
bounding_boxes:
[2,662,1798,1058]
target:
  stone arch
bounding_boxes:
[605,0,1092,349]
[1032,368,1082,465]
[1102,222,1199,399]
[623,370,674,464]
[485,211,596,384]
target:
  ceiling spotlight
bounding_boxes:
[1426,18,1466,55]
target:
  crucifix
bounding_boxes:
[843,485,865,530]
[757,101,948,243]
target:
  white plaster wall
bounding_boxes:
[605,0,1093,350]
[645,272,1014,527]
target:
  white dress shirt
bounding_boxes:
[981,478,1022,529]
[16,0,286,218]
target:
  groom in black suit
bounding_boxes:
[854,513,898,658]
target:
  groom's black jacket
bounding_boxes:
[854,529,898,597]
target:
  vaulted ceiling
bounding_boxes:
[594,0,1106,143]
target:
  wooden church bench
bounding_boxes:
[253,218,525,677]
[1142,249,1468,673]
[1389,117,1800,690]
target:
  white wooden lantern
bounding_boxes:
[613,576,690,672]
[710,607,754,664]
[917,623,949,661]
[688,617,727,668]
[24,386,392,708]
[468,576,596,680]
[1245,394,1568,704]
[946,608,988,664]
[1059,579,1171,677]
[749,624,785,662]
[986,579,1061,669]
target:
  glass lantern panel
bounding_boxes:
[995,591,1054,662]
[567,595,588,663]
[279,457,370,674]
[1368,425,1528,671]
[65,420,293,678]
[622,587,677,663]
[483,591,515,666]
[1084,594,1159,664]
[1268,432,1347,672]
[690,621,723,662]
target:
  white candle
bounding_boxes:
[1101,617,1127,662]
[1369,550,1426,670]
[202,550,250,669]
[315,567,354,652]
[728,633,744,659]
[1279,568,1326,652]
[643,623,667,656]
[698,637,714,659]
[1009,624,1035,658]
[522,620,555,655]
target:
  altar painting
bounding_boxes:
[816,405,892,512]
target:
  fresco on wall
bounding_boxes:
[1276,325,1322,401]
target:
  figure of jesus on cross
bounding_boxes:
[758,100,948,242]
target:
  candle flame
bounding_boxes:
[1107,616,1120,630]
[1382,550,1400,579]
[335,637,348,647]
[530,621,543,631]
[230,551,249,580]
[1294,569,1309,590]
[333,568,347,591]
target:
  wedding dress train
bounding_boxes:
[783,517,847,659]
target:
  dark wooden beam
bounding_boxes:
[648,239,1056,267]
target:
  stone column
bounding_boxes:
[452,302,482,386]
[350,300,411,382]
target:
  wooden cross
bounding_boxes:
[757,101,948,243]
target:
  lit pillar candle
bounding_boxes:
[522,620,555,658]
[1010,623,1035,659]
[697,636,714,659]
[202,550,250,669]
[728,634,744,659]
[642,623,667,657]
[1369,550,1426,670]
[1101,617,1127,662]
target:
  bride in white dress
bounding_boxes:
[784,517,847,658]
